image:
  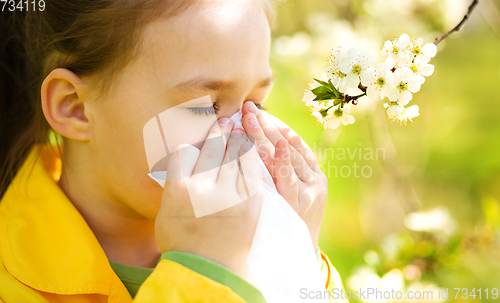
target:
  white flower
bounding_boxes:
[401,105,420,123]
[327,45,346,65]
[325,104,355,129]
[401,55,435,78]
[361,62,393,100]
[387,67,424,106]
[386,104,403,121]
[303,74,328,106]
[386,104,420,125]
[302,91,316,106]
[404,206,455,236]
[310,100,334,127]
[381,33,411,68]
[339,48,373,92]
[410,37,437,62]
[325,45,348,88]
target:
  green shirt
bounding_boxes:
[108,248,322,302]
[108,251,266,302]
[108,258,158,299]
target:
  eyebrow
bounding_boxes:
[174,75,274,91]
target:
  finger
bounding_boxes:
[218,152,247,200]
[192,118,233,182]
[266,113,322,173]
[243,101,286,146]
[220,128,248,198]
[244,101,320,177]
[166,144,200,181]
[241,112,275,175]
[289,148,316,183]
[239,141,264,199]
[163,144,200,217]
[217,152,244,197]
[223,128,247,166]
[274,139,299,210]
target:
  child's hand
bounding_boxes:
[155,118,263,278]
[241,102,327,251]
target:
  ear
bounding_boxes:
[41,68,92,141]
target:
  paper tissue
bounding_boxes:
[143,97,328,302]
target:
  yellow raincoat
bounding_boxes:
[0,146,346,302]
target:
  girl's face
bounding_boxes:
[85,0,273,219]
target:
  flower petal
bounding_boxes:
[387,105,403,118]
[346,73,360,89]
[361,68,376,86]
[420,64,434,77]
[303,91,315,103]
[345,114,355,124]
[326,118,341,130]
[387,87,399,101]
[339,61,351,74]
[408,76,424,92]
[338,78,348,93]
[385,56,396,68]
[373,62,390,77]
[399,91,413,106]
[367,85,382,100]
[398,33,410,49]
[404,105,420,119]
[422,43,437,58]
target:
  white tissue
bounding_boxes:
[148,111,327,303]
[230,110,244,129]
[147,110,243,187]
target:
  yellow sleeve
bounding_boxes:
[320,250,349,303]
[0,259,50,303]
[133,259,248,303]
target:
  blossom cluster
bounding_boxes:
[303,33,437,129]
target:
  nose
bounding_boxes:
[217,103,243,121]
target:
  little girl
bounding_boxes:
[0,0,346,302]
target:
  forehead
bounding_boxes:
[137,0,271,86]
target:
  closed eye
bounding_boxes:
[187,102,265,115]
[187,106,216,116]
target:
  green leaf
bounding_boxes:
[313,92,337,101]
[328,79,335,90]
[313,78,330,87]
[311,86,332,95]
[313,94,329,101]
[328,79,342,98]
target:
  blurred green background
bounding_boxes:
[265,0,500,301]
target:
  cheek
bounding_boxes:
[90,102,165,218]
[92,103,149,174]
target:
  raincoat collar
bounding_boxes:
[0,146,130,300]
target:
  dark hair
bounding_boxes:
[0,0,276,199]
[0,11,38,199]
[0,0,208,198]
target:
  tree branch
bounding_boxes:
[434,0,479,45]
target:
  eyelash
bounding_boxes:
[254,103,266,110]
[187,106,216,116]
[187,102,265,116]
